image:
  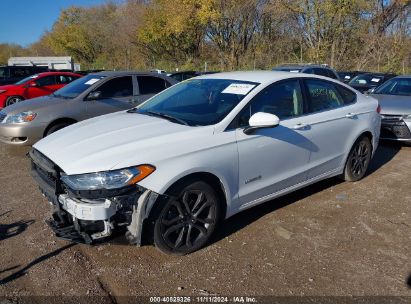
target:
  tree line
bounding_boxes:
[1,0,410,74]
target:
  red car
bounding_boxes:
[0,71,82,108]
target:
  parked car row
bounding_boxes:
[347,72,397,93]
[0,71,177,145]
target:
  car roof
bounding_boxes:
[356,72,395,77]
[195,70,338,85]
[392,75,411,79]
[276,64,332,69]
[34,71,82,77]
[90,71,172,77]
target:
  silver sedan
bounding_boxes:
[370,75,411,143]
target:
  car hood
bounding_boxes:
[34,111,215,175]
[1,95,68,115]
[370,94,411,115]
[0,84,20,91]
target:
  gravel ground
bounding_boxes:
[0,141,410,303]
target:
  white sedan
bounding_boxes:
[29,71,381,254]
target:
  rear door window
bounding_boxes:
[305,79,345,113]
[35,76,56,86]
[97,76,133,98]
[56,75,78,84]
[137,76,168,95]
[336,84,356,105]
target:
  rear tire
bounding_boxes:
[45,123,72,136]
[343,136,372,182]
[153,179,221,255]
[5,96,24,107]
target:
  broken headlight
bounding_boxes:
[61,165,155,191]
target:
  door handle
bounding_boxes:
[293,123,309,130]
[345,113,357,119]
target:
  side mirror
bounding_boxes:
[365,88,375,94]
[87,91,102,100]
[29,82,38,87]
[243,112,280,135]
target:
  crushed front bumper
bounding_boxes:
[28,148,160,245]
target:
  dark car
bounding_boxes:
[0,66,49,85]
[337,71,368,83]
[169,71,199,82]
[168,71,219,82]
[273,64,340,80]
[348,73,396,93]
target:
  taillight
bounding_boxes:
[376,104,381,114]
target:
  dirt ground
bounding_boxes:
[0,141,410,303]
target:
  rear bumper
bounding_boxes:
[0,122,45,145]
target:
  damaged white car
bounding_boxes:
[29,71,381,254]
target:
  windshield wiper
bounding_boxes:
[146,111,189,126]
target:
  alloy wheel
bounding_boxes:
[349,139,371,178]
[6,96,22,106]
[159,189,217,251]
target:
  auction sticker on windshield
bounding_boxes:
[84,78,101,85]
[222,83,256,95]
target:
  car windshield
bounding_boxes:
[15,74,40,85]
[52,74,105,99]
[135,79,259,126]
[349,74,383,85]
[374,78,411,96]
[273,67,302,73]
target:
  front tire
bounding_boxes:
[153,180,221,255]
[5,96,24,106]
[45,123,72,136]
[343,136,372,182]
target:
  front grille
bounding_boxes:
[0,111,6,123]
[381,121,411,139]
[28,149,64,203]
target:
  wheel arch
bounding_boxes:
[140,171,229,247]
[43,117,77,137]
[5,95,25,106]
[342,130,374,168]
[356,130,374,153]
[157,171,228,219]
